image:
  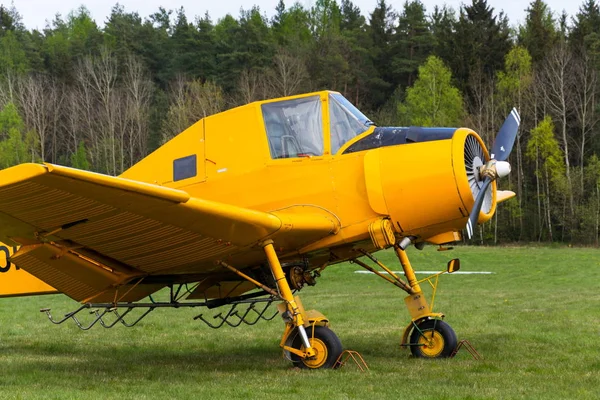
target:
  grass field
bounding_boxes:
[0,245,599,399]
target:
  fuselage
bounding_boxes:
[120,90,495,267]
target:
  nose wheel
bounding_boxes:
[409,319,457,358]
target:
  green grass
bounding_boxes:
[0,246,599,399]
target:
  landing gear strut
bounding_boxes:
[261,240,342,369]
[352,243,459,359]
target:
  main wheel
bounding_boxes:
[409,319,457,358]
[291,325,343,369]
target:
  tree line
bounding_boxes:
[1,0,600,245]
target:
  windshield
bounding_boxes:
[329,93,373,154]
[262,96,323,159]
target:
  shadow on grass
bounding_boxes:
[3,339,285,380]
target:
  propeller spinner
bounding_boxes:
[465,108,520,239]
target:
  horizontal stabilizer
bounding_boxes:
[0,243,58,298]
[496,190,516,204]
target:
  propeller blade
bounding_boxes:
[465,177,492,239]
[491,108,520,161]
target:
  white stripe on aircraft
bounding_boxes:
[354,271,494,275]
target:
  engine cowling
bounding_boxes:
[363,128,497,239]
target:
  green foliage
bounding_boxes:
[0,5,33,75]
[450,0,512,97]
[527,116,565,183]
[576,155,600,243]
[104,5,148,69]
[518,0,559,63]
[239,7,276,70]
[310,0,342,38]
[0,30,28,74]
[272,2,312,48]
[430,5,456,63]
[570,0,600,53]
[167,8,214,80]
[392,0,432,88]
[496,46,532,107]
[399,55,463,126]
[0,102,37,167]
[66,6,103,58]
[2,0,600,244]
[584,153,600,186]
[367,0,395,105]
[70,141,90,170]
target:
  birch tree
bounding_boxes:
[497,46,533,239]
[539,42,575,218]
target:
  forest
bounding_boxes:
[0,0,599,245]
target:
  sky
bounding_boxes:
[11,0,583,31]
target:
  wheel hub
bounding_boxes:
[302,338,328,369]
[418,331,444,357]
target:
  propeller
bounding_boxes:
[465,108,520,239]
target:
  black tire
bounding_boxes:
[291,325,343,369]
[409,319,457,358]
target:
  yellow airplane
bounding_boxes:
[0,90,518,369]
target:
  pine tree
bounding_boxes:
[393,1,432,89]
[368,0,396,106]
[518,1,559,65]
[430,5,456,66]
[272,2,312,49]
[168,8,213,80]
[450,0,511,99]
[307,0,350,93]
[339,0,378,107]
[570,0,600,53]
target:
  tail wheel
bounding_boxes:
[410,319,457,358]
[291,325,343,369]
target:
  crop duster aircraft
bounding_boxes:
[0,91,518,369]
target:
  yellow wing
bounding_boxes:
[0,163,338,303]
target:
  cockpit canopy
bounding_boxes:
[262,92,372,159]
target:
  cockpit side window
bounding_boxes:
[329,93,372,154]
[262,96,323,159]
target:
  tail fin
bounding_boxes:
[0,244,58,297]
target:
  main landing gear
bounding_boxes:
[351,243,459,359]
[216,239,342,369]
[224,238,458,368]
[261,240,343,369]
